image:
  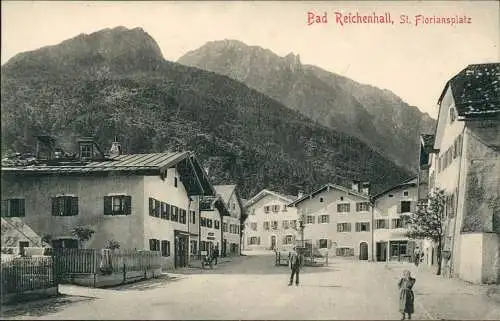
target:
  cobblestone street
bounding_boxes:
[2,252,500,320]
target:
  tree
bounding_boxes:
[71,226,95,248]
[406,189,446,275]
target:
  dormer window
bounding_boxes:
[80,144,93,159]
[449,107,457,123]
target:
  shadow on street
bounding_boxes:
[111,274,185,292]
[0,294,96,319]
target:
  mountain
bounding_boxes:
[178,40,436,172]
[1,27,412,198]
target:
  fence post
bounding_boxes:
[123,263,126,283]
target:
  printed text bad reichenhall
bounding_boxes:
[307,11,472,26]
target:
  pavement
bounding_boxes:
[1,251,499,320]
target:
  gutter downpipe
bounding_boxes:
[371,198,375,262]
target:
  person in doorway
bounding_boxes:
[398,269,416,320]
[213,244,219,265]
[288,247,303,286]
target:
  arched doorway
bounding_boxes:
[359,242,368,260]
[270,235,277,250]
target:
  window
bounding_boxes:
[80,144,92,159]
[392,218,403,229]
[318,239,328,249]
[104,195,131,215]
[283,235,294,245]
[251,208,256,215]
[179,209,187,224]
[282,220,289,229]
[337,223,351,232]
[1,199,26,217]
[320,197,324,203]
[149,239,160,251]
[337,203,350,213]
[400,201,411,213]
[214,220,220,229]
[388,194,394,198]
[161,240,171,257]
[336,247,354,256]
[171,206,179,222]
[264,206,270,213]
[291,220,297,230]
[190,210,196,224]
[340,197,344,201]
[249,237,260,245]
[232,203,235,210]
[149,198,160,217]
[375,219,389,229]
[272,205,280,212]
[251,223,257,231]
[449,107,456,123]
[446,194,456,218]
[282,206,287,212]
[52,196,78,216]
[207,219,213,228]
[306,215,315,224]
[403,191,409,197]
[222,222,228,232]
[200,217,207,227]
[161,202,171,220]
[355,222,370,232]
[319,215,330,224]
[174,177,178,188]
[356,202,369,212]
[271,221,278,230]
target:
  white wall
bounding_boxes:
[243,193,298,250]
[143,167,191,269]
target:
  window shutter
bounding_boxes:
[160,202,166,219]
[1,200,8,217]
[155,200,161,217]
[316,239,320,248]
[397,202,402,214]
[257,237,261,245]
[18,199,26,217]
[282,236,287,244]
[149,239,154,251]
[327,240,332,249]
[166,204,170,219]
[149,198,154,216]
[104,196,112,215]
[124,196,132,215]
[312,216,316,224]
[71,197,79,216]
[51,197,58,216]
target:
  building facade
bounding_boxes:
[199,195,230,258]
[214,185,244,257]
[243,190,298,251]
[1,138,215,270]
[425,63,500,284]
[372,178,419,262]
[288,182,372,260]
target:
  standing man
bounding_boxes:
[289,247,303,286]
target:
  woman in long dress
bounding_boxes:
[398,269,415,320]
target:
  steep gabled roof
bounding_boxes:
[288,183,369,207]
[437,63,500,119]
[372,177,418,200]
[2,151,216,197]
[244,189,295,208]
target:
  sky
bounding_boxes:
[2,1,499,119]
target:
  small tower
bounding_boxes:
[109,137,122,158]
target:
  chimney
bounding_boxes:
[351,180,360,192]
[297,191,304,199]
[361,182,370,195]
[109,139,122,157]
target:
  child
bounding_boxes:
[398,269,416,320]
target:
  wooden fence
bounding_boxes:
[1,256,56,296]
[54,248,161,279]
